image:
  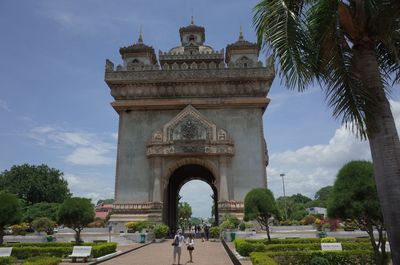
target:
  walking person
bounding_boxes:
[186,234,195,263]
[172,229,184,265]
[204,225,209,241]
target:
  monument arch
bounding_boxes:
[105,19,275,229]
[165,164,218,231]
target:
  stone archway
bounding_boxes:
[164,164,218,232]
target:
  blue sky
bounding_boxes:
[1,0,399,218]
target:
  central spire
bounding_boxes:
[239,25,244,41]
[191,15,194,25]
[138,25,143,44]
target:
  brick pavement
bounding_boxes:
[100,239,234,265]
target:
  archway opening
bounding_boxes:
[165,164,218,233]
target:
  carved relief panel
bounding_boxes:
[147,105,234,157]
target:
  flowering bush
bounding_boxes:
[11,223,29,235]
[153,224,169,239]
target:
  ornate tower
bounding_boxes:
[105,21,274,229]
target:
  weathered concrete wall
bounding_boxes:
[115,106,266,203]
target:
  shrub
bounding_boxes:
[125,221,152,232]
[87,217,106,228]
[250,252,278,265]
[8,242,117,259]
[301,215,317,225]
[310,256,330,265]
[0,257,15,265]
[222,215,240,228]
[31,218,56,234]
[153,224,169,239]
[11,223,29,235]
[234,239,267,257]
[321,237,337,243]
[22,256,61,265]
[91,243,117,258]
[239,223,246,231]
[219,220,237,230]
[209,226,221,239]
[266,250,374,264]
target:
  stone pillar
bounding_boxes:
[152,157,162,202]
[219,156,229,201]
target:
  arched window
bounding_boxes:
[188,35,196,42]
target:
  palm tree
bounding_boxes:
[253,0,400,263]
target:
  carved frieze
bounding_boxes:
[147,105,234,157]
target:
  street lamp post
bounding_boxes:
[280,173,287,220]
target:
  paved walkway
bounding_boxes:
[101,239,233,265]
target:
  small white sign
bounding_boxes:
[321,243,343,251]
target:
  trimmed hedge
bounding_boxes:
[239,237,370,245]
[0,257,16,265]
[264,242,372,252]
[22,256,61,265]
[4,242,117,259]
[234,239,266,257]
[91,243,117,258]
[250,252,278,265]
[235,238,373,257]
[251,250,375,265]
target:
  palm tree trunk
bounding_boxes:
[354,46,400,265]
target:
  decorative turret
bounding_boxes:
[119,30,157,70]
[179,16,205,47]
[225,27,260,67]
[159,17,224,67]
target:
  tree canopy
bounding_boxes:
[276,193,311,221]
[244,188,279,242]
[328,161,387,265]
[58,197,94,242]
[178,202,192,230]
[23,202,60,222]
[0,164,71,205]
[0,191,22,244]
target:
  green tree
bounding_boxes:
[58,197,95,243]
[328,161,388,265]
[315,186,333,202]
[23,202,60,222]
[178,202,192,231]
[276,193,311,220]
[0,164,71,205]
[244,188,279,242]
[31,217,56,234]
[0,192,22,244]
[253,1,400,262]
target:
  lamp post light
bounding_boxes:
[280,173,287,220]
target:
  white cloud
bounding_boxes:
[267,99,400,199]
[28,125,115,166]
[180,180,214,218]
[0,99,11,112]
[64,174,81,189]
[64,172,114,204]
[66,147,114,166]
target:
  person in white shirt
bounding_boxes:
[172,229,184,265]
[186,233,195,263]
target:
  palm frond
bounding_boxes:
[308,0,376,138]
[253,0,315,91]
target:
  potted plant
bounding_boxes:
[209,226,221,241]
[153,224,169,242]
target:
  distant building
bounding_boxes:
[95,203,113,219]
[306,207,327,216]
